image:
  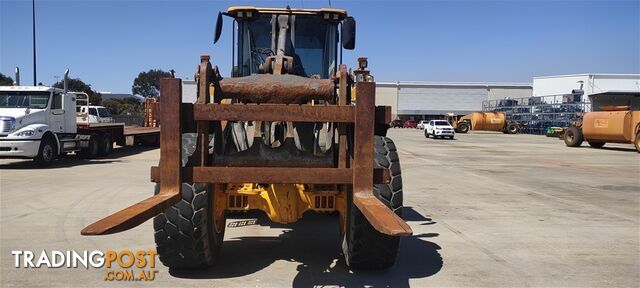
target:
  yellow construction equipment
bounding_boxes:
[82,6,412,270]
[445,112,520,134]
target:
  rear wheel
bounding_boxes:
[34,136,56,166]
[457,123,469,133]
[564,126,583,147]
[79,133,100,158]
[506,123,519,134]
[588,141,605,148]
[635,133,640,153]
[98,133,113,156]
[154,133,225,269]
[343,136,403,269]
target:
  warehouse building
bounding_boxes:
[375,81,532,120]
[532,74,640,111]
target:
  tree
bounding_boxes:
[132,69,171,98]
[0,73,14,86]
[53,78,102,105]
[101,97,144,116]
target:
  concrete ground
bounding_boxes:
[0,129,638,287]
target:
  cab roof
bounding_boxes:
[227,6,348,19]
[0,85,63,93]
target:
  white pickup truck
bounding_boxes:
[0,69,159,166]
[425,120,455,139]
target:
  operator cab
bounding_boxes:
[219,7,355,79]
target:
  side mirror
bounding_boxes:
[341,17,356,50]
[214,12,223,44]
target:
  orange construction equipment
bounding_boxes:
[446,112,520,134]
[564,105,640,152]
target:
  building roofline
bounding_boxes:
[376,81,532,88]
[534,73,640,79]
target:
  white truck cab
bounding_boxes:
[0,85,78,159]
[0,69,121,165]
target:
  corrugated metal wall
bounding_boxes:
[397,86,487,115]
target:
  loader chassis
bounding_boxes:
[83,6,412,269]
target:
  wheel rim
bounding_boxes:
[567,132,574,142]
[43,145,53,162]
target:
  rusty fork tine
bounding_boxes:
[82,78,184,236]
[353,194,413,236]
[81,192,180,235]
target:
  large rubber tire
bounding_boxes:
[98,133,113,156]
[153,133,224,269]
[506,123,519,134]
[153,183,224,269]
[457,123,469,133]
[34,136,56,166]
[588,141,605,148]
[424,130,429,138]
[564,126,583,147]
[79,133,100,158]
[343,136,403,269]
[635,133,640,153]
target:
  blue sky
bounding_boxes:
[1,0,639,93]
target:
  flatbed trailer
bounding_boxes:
[76,123,160,147]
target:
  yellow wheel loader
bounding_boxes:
[81,6,412,270]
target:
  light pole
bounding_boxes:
[32,0,37,86]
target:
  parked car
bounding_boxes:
[403,120,417,128]
[425,120,455,139]
[417,120,429,130]
[390,119,403,128]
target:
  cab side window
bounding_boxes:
[52,93,63,110]
[89,108,98,116]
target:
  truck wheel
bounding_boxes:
[635,133,640,153]
[424,130,429,138]
[506,123,519,134]
[343,136,403,269]
[79,133,100,158]
[154,133,225,269]
[98,134,113,156]
[34,136,56,166]
[457,123,469,133]
[588,141,605,148]
[564,126,583,147]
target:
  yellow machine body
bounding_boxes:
[460,112,506,131]
[582,110,640,143]
[218,183,346,231]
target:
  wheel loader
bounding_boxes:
[445,112,520,134]
[81,6,412,269]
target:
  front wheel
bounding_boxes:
[34,137,56,166]
[635,132,640,153]
[564,126,583,147]
[457,123,469,133]
[154,133,225,269]
[424,130,429,138]
[343,136,402,269]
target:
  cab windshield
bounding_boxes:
[237,14,338,78]
[0,91,50,109]
[434,121,450,126]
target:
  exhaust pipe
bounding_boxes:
[63,69,69,93]
[14,67,20,86]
